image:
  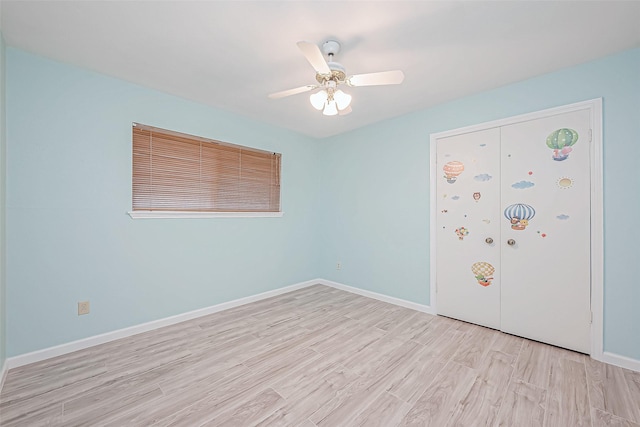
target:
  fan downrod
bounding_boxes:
[316,40,346,84]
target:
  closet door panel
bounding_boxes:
[499,108,591,353]
[436,128,501,329]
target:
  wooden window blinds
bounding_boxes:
[132,124,281,212]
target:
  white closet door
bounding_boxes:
[436,128,501,329]
[500,108,591,353]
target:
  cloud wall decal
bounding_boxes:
[474,173,493,182]
[512,180,535,189]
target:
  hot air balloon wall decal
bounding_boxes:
[443,160,464,183]
[455,226,469,240]
[546,128,578,161]
[471,262,495,287]
[504,203,536,230]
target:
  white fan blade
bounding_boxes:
[268,85,317,99]
[297,41,331,75]
[338,106,352,116]
[348,70,405,87]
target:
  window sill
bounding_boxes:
[128,211,284,219]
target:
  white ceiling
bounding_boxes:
[1,1,639,138]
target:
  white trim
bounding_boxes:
[3,276,636,375]
[601,352,640,373]
[317,279,435,315]
[429,98,604,359]
[128,211,284,219]
[430,99,603,139]
[0,359,7,394]
[5,279,317,370]
[4,278,434,371]
[588,99,605,361]
[429,136,438,313]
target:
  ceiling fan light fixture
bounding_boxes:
[323,100,338,116]
[269,39,404,118]
[310,90,327,110]
[333,90,352,110]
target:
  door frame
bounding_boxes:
[429,98,603,360]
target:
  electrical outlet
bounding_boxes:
[78,301,90,315]
[336,262,341,270]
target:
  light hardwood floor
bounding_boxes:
[1,285,639,426]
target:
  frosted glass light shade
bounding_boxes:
[333,90,352,110]
[323,100,338,116]
[310,90,327,110]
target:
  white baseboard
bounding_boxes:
[601,351,640,373]
[318,280,640,373]
[3,278,433,372]
[5,279,318,370]
[317,278,435,315]
[5,278,636,375]
[0,358,7,393]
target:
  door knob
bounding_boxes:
[485,237,494,244]
[507,239,516,246]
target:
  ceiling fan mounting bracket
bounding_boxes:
[322,40,341,57]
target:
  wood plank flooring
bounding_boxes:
[1,285,639,426]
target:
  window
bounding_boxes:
[131,123,281,218]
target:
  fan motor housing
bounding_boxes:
[316,69,346,84]
[316,61,346,84]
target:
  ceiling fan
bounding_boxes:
[268,40,405,116]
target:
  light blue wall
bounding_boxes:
[4,46,639,362]
[5,48,320,356]
[318,48,640,360]
[0,33,7,370]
